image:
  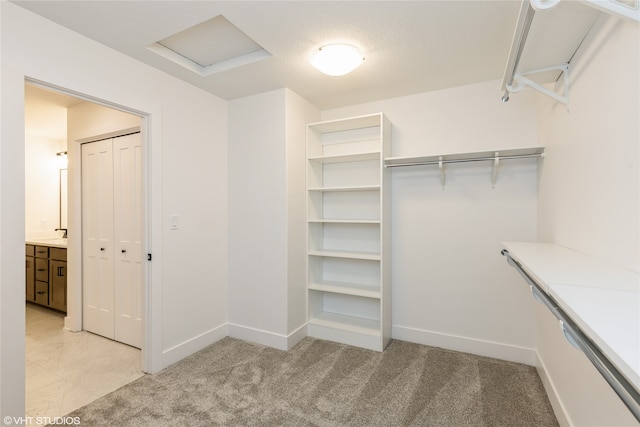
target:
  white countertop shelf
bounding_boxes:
[502,242,638,293]
[502,242,640,393]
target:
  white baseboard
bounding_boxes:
[228,323,307,351]
[286,323,308,350]
[162,323,228,368]
[536,351,572,427]
[392,324,537,365]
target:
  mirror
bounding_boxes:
[60,168,68,230]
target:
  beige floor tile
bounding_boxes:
[25,303,143,419]
[26,376,100,419]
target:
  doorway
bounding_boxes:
[24,80,150,416]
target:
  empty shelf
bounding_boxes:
[308,281,381,299]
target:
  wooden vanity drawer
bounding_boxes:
[35,258,49,282]
[26,245,35,256]
[34,246,49,258]
[35,281,49,305]
[50,248,67,261]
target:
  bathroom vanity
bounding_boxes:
[25,239,67,312]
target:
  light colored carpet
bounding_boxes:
[67,337,558,426]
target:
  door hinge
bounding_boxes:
[147,253,152,261]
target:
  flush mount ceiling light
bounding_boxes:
[311,44,364,76]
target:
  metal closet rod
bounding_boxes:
[501,250,640,422]
[384,152,543,168]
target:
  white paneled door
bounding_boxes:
[82,139,115,340]
[82,132,142,349]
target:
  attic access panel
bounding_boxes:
[148,15,271,76]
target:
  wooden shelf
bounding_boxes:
[308,312,380,336]
[308,185,379,192]
[307,219,380,224]
[308,281,381,299]
[308,250,380,261]
[308,151,380,164]
[306,113,391,352]
[307,114,384,134]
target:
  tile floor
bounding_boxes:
[25,303,144,424]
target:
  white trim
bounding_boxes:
[24,78,164,375]
[162,324,228,369]
[228,323,308,351]
[286,323,308,350]
[392,324,537,365]
[146,43,271,76]
[536,351,573,427]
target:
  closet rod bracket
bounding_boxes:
[507,63,570,105]
[491,152,500,188]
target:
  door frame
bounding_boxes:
[25,77,159,374]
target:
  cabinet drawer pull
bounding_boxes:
[36,291,46,295]
[37,268,46,272]
[57,266,65,276]
[100,247,105,251]
[122,249,127,253]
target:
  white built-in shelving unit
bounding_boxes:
[306,113,391,351]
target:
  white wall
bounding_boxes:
[322,80,541,364]
[24,94,68,234]
[536,14,639,426]
[228,88,318,349]
[285,89,320,336]
[228,90,287,345]
[1,2,228,418]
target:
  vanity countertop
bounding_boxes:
[26,238,68,249]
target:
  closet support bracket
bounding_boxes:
[491,152,500,188]
[507,63,570,105]
[438,156,445,189]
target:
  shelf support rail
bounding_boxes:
[501,1,536,103]
[384,151,544,187]
[501,249,640,422]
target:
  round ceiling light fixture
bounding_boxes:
[311,44,364,76]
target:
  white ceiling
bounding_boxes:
[25,84,82,139]
[13,1,523,110]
